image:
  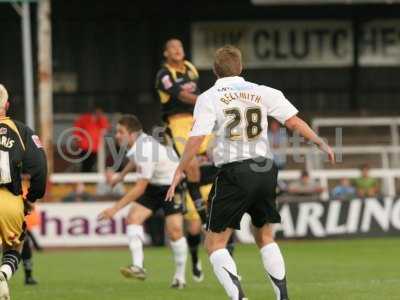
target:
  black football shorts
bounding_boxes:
[137,184,183,216]
[206,157,280,233]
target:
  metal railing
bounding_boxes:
[274,145,400,170]
[312,117,400,167]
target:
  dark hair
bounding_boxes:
[118,115,143,133]
[214,45,242,78]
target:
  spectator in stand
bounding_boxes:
[74,107,110,172]
[331,178,356,200]
[62,182,95,202]
[288,170,324,197]
[96,168,125,198]
[268,119,287,170]
[354,164,379,198]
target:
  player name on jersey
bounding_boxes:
[219,92,262,105]
[0,136,15,148]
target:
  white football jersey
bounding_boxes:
[190,76,298,166]
[126,133,179,185]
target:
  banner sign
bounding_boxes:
[35,197,400,247]
[35,202,137,247]
[359,20,400,66]
[237,197,400,243]
[192,20,400,68]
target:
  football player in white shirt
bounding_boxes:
[166,46,335,300]
[98,115,188,289]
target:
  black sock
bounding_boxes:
[187,233,201,268]
[22,238,33,279]
[1,250,21,280]
[23,261,32,279]
[186,182,207,224]
[22,238,32,261]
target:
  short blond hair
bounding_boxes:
[0,84,8,108]
[214,45,242,78]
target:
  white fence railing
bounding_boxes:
[275,145,400,170]
[51,168,400,201]
[311,117,400,167]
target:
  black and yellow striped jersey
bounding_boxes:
[0,117,47,202]
[155,60,200,120]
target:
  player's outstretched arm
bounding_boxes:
[120,160,137,177]
[98,179,149,220]
[284,115,335,164]
[108,160,137,187]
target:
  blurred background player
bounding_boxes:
[155,38,209,282]
[0,84,47,299]
[98,115,188,289]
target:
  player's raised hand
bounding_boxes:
[165,168,185,202]
[98,207,118,221]
[319,143,335,165]
[327,147,335,165]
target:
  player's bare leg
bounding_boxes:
[205,229,247,300]
[166,213,188,289]
[120,204,152,281]
[254,224,289,300]
[0,244,23,300]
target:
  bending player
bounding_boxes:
[0,84,47,300]
[166,46,335,300]
[98,115,188,289]
[155,38,209,281]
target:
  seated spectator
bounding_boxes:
[96,169,125,197]
[288,170,323,196]
[62,182,95,202]
[354,164,379,198]
[331,178,356,200]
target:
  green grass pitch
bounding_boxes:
[10,238,400,300]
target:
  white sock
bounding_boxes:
[127,224,144,269]
[170,237,188,282]
[260,242,288,300]
[209,248,245,300]
[0,265,12,280]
